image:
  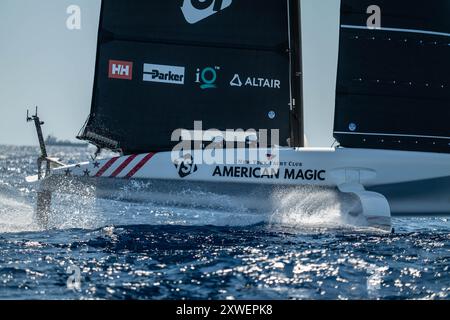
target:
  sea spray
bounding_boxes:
[42,176,105,230]
[268,186,369,230]
[0,190,38,233]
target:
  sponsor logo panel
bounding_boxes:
[138,62,281,92]
[143,63,185,85]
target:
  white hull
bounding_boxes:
[34,147,450,230]
[48,147,450,186]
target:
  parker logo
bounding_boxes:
[109,60,133,80]
[143,64,185,85]
[181,0,232,24]
[174,154,198,178]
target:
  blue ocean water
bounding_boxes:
[0,145,449,300]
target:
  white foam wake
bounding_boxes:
[0,180,373,233]
[0,193,39,233]
[268,186,369,230]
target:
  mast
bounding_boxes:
[288,0,304,147]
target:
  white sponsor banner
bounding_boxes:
[143,64,185,85]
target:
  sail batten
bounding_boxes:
[341,25,450,38]
[335,132,450,141]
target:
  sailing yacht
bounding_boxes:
[28,0,450,230]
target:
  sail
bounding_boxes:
[335,0,450,153]
[80,0,303,154]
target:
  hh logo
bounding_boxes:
[181,0,232,24]
[109,60,133,80]
[174,154,198,178]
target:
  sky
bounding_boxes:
[0,0,340,147]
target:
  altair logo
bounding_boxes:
[230,74,281,89]
[181,0,233,24]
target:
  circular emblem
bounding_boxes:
[268,111,276,120]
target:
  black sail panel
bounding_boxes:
[81,0,301,154]
[335,0,450,153]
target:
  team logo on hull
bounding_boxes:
[109,60,133,80]
[174,154,198,178]
[213,166,326,181]
[181,0,233,24]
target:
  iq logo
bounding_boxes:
[143,63,185,85]
[195,66,219,90]
[181,0,233,24]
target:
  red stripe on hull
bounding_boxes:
[110,155,138,177]
[125,153,155,179]
[95,157,119,177]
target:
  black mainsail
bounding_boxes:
[335,0,450,153]
[80,0,303,154]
